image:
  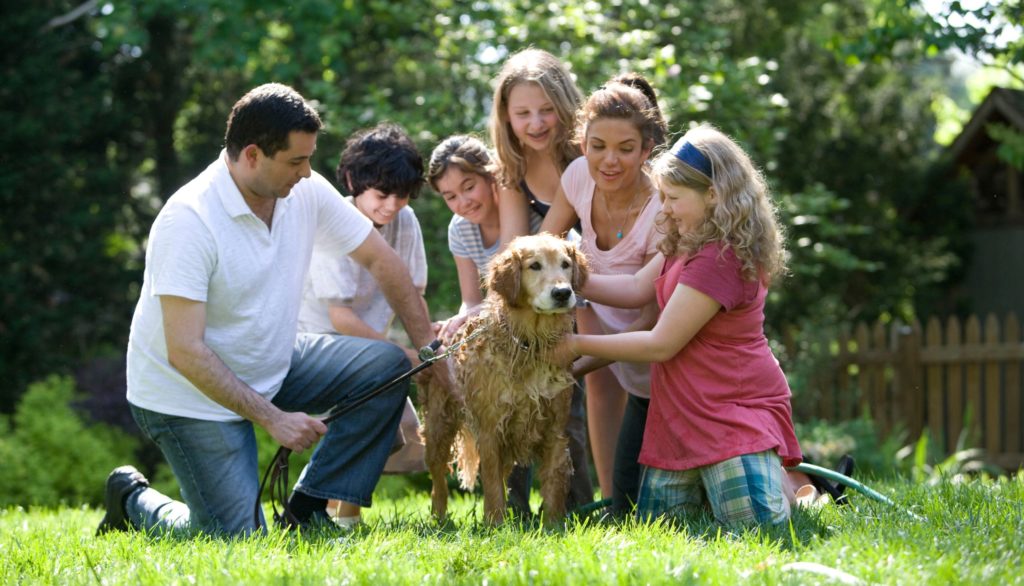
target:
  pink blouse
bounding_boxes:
[562,157,661,398]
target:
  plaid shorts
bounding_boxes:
[637,450,791,528]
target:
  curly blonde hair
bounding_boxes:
[652,124,788,283]
[488,48,582,187]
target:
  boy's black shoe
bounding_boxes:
[274,509,346,534]
[96,465,149,535]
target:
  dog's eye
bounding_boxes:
[528,261,542,271]
[561,260,570,269]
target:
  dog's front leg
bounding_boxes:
[537,389,573,525]
[423,375,461,522]
[424,416,458,521]
[537,437,571,525]
[477,437,507,525]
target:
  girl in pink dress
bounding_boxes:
[556,124,803,528]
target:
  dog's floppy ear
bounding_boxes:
[487,246,521,306]
[567,242,589,291]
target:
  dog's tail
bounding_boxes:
[454,428,480,491]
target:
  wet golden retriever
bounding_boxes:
[421,233,588,525]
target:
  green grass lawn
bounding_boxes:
[3,474,1022,585]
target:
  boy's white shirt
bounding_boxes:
[298,201,427,335]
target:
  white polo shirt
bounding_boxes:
[126,151,373,421]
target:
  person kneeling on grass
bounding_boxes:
[96,83,455,538]
[553,124,802,528]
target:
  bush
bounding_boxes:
[0,375,140,507]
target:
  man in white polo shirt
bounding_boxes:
[95,83,451,536]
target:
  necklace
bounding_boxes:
[600,188,645,239]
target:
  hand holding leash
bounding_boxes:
[257,337,448,529]
[418,338,443,361]
[266,411,326,453]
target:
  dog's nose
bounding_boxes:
[551,287,573,305]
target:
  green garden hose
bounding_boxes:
[789,462,924,520]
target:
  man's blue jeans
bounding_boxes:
[126,333,410,536]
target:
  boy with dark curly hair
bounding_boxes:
[297,121,429,529]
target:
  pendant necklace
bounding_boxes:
[601,188,645,240]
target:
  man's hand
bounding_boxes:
[264,410,327,453]
[161,295,322,446]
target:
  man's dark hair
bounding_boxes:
[336,122,424,199]
[224,83,322,161]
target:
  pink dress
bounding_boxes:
[640,242,803,470]
[562,157,660,398]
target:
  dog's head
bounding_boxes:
[486,233,589,313]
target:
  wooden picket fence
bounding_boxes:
[804,313,1024,471]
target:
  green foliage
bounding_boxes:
[795,416,905,478]
[0,3,149,411]
[0,376,139,508]
[895,428,1005,485]
[987,122,1024,171]
[2,0,1000,415]
[858,0,1023,76]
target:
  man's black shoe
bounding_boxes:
[96,465,149,535]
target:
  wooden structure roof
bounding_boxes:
[948,87,1024,225]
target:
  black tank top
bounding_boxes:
[521,179,583,234]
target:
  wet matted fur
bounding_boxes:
[421,233,589,525]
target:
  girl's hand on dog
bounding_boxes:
[437,315,466,344]
[437,303,485,343]
[548,334,579,368]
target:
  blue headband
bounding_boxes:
[670,139,712,178]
